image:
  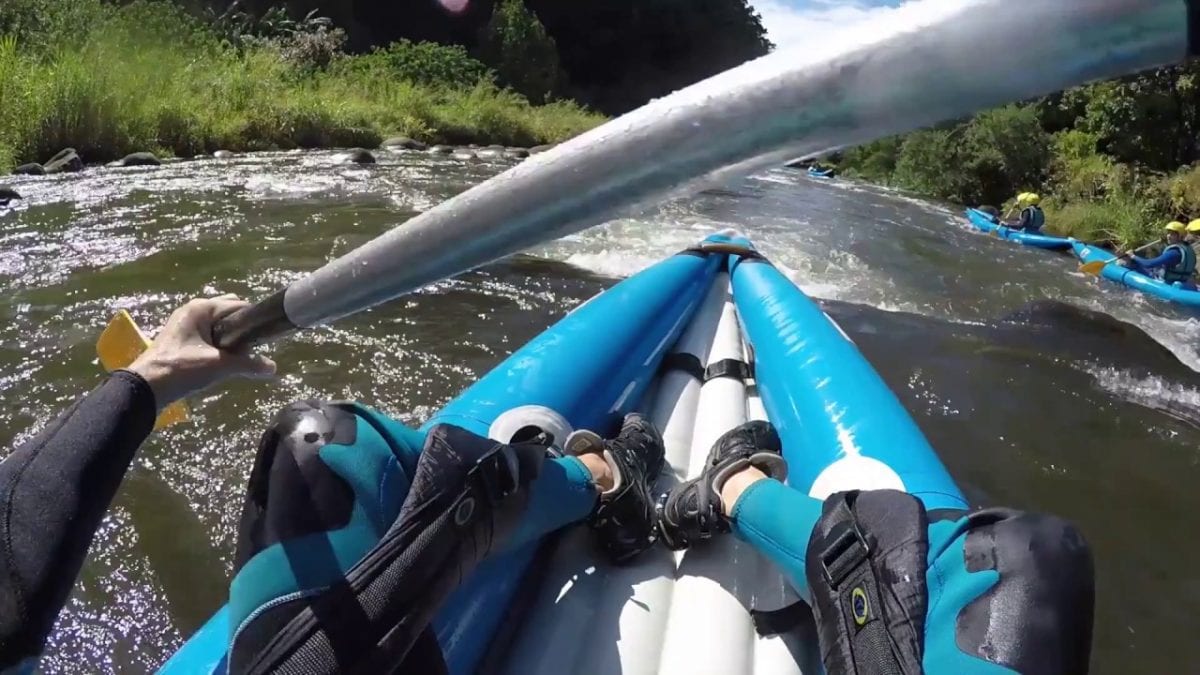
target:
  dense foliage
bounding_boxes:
[837,65,1200,248]
[0,0,604,172]
[478,0,563,104]
[196,0,773,113]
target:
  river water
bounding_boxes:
[1,151,1197,673]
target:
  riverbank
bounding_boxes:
[833,101,1200,250]
[0,1,605,174]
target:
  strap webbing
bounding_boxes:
[820,495,908,675]
[750,602,809,637]
[659,352,704,380]
[704,358,753,382]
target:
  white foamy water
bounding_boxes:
[1085,365,1200,425]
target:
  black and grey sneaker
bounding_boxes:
[567,413,666,565]
[657,420,788,551]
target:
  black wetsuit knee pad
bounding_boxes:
[954,509,1094,675]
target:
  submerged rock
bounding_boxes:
[213,150,235,159]
[382,137,427,151]
[0,186,21,204]
[476,147,505,160]
[13,163,44,176]
[119,152,162,167]
[339,148,377,164]
[451,150,477,161]
[428,145,454,155]
[529,144,555,155]
[44,148,82,174]
[505,147,530,158]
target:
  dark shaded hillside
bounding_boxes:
[204,0,772,113]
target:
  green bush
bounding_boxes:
[892,129,969,201]
[959,106,1049,205]
[1165,165,1200,218]
[479,0,564,104]
[343,40,493,90]
[1042,197,1154,247]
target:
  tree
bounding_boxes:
[478,0,563,104]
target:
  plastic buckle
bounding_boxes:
[472,444,520,504]
[820,521,871,588]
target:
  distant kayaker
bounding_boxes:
[1007,192,1046,233]
[0,296,668,673]
[658,420,1095,675]
[1187,219,1200,258]
[1120,221,1198,288]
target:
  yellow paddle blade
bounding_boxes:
[97,310,189,430]
[1078,260,1109,276]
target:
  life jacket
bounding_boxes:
[1163,243,1197,284]
[1021,206,1045,232]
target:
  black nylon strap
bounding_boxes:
[704,358,754,382]
[821,493,908,675]
[660,352,705,380]
[820,499,871,588]
[750,602,809,637]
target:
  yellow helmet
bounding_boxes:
[1187,219,1200,233]
[1024,193,1041,206]
[1015,192,1030,205]
[1165,221,1187,233]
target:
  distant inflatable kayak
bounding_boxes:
[1071,240,1200,310]
[807,167,835,178]
[965,208,1072,250]
[160,234,964,675]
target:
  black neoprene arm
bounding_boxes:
[0,370,156,671]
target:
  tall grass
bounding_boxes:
[0,0,606,172]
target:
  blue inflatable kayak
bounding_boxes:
[1071,240,1200,310]
[159,235,964,674]
[807,167,835,178]
[965,208,1072,250]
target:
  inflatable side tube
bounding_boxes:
[965,208,1000,233]
[1072,241,1200,309]
[728,248,966,510]
[158,248,722,675]
[426,246,722,675]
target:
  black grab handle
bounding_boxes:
[211,289,298,351]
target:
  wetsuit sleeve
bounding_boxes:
[1133,248,1179,269]
[0,370,156,670]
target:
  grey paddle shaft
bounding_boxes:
[211,0,1195,350]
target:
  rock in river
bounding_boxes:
[0,186,20,205]
[12,163,44,176]
[382,137,427,151]
[213,150,236,159]
[451,150,478,161]
[428,145,454,155]
[529,144,556,155]
[44,148,83,174]
[505,147,530,159]
[476,147,506,160]
[118,152,162,167]
[338,148,377,164]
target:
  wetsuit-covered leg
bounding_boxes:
[730,482,1094,674]
[226,400,598,674]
